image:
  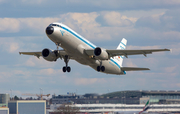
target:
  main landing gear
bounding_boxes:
[97,61,105,72]
[62,55,71,73]
[55,43,71,73]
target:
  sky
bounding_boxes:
[0,0,180,98]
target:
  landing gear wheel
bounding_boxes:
[67,67,71,72]
[101,66,105,72]
[63,67,66,72]
[62,55,72,73]
[97,66,101,72]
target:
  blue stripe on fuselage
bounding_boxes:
[110,59,120,68]
[61,26,95,49]
[61,26,121,70]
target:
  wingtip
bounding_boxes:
[170,49,173,53]
[165,48,171,51]
[144,68,150,70]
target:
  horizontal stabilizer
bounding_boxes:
[121,67,150,71]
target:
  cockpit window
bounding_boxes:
[49,24,62,28]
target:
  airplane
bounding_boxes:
[19,22,170,75]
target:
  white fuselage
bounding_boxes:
[46,23,125,75]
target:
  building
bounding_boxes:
[102,90,180,104]
[8,100,46,114]
[0,107,9,114]
[52,90,180,105]
[52,93,83,104]
[48,104,180,114]
[0,94,10,107]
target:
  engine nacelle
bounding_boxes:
[42,48,57,61]
[94,47,109,60]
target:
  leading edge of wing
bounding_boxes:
[19,52,42,58]
[107,48,170,53]
[19,50,73,59]
[19,52,42,55]
[121,67,150,71]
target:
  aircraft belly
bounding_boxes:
[102,60,122,74]
[89,60,123,75]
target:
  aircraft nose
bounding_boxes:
[46,26,54,35]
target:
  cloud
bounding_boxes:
[164,66,178,73]
[21,0,45,4]
[57,0,180,11]
[74,78,98,85]
[59,12,108,40]
[0,72,12,83]
[24,56,56,68]
[0,0,5,4]
[0,12,109,40]
[169,43,180,55]
[9,43,19,53]
[0,18,20,33]
[123,59,137,67]
[96,11,137,27]
[0,18,60,33]
[19,18,60,33]
[0,12,135,41]
[39,68,56,75]
[74,78,107,85]
[3,11,179,43]
[0,38,20,53]
[135,9,180,32]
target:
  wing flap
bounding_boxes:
[121,67,150,71]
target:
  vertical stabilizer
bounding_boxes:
[115,38,127,67]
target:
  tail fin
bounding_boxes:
[139,100,150,114]
[115,38,127,67]
[143,100,150,111]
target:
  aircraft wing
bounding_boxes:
[85,49,170,58]
[19,50,72,59]
[121,67,150,71]
[19,52,42,58]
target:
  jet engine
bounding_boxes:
[42,48,57,61]
[94,47,109,60]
